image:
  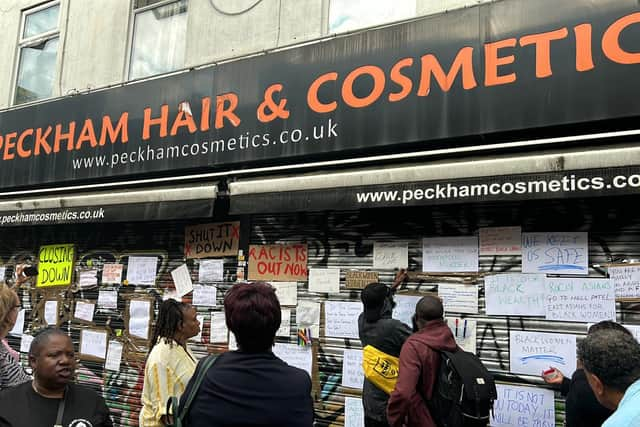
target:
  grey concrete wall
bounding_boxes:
[0,0,496,110]
[185,0,327,67]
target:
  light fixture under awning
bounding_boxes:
[0,183,217,226]
[229,146,640,214]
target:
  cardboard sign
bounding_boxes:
[248,244,308,281]
[345,271,379,289]
[522,232,588,275]
[37,243,75,287]
[185,221,240,258]
[479,226,521,255]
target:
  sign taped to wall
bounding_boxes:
[37,244,75,287]
[248,244,308,281]
[185,222,240,258]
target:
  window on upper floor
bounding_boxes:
[329,0,416,33]
[14,1,61,105]
[129,0,188,80]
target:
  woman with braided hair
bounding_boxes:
[139,299,200,427]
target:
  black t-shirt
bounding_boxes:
[562,369,613,427]
[0,381,113,427]
[181,350,314,427]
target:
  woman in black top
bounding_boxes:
[543,321,633,427]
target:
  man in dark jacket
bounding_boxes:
[387,295,457,427]
[359,278,411,427]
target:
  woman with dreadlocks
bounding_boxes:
[139,299,200,427]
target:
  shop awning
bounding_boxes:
[0,183,217,226]
[229,146,640,214]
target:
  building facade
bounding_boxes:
[1,0,640,426]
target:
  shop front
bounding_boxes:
[1,0,640,425]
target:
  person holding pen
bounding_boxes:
[542,321,632,427]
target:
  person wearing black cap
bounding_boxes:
[358,272,411,427]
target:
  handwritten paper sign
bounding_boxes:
[37,243,75,287]
[297,300,321,337]
[277,308,291,337]
[74,301,95,322]
[446,317,477,353]
[105,340,123,371]
[44,300,58,325]
[492,384,555,427]
[324,301,361,339]
[272,282,298,306]
[345,271,379,289]
[20,334,33,353]
[479,227,521,255]
[190,315,205,342]
[393,295,422,327]
[272,343,312,376]
[0,266,5,280]
[210,311,228,343]
[80,329,108,360]
[228,331,238,350]
[545,277,616,322]
[373,242,408,269]
[102,263,123,284]
[171,264,194,297]
[9,309,25,337]
[126,256,158,286]
[193,285,217,307]
[509,330,576,376]
[248,244,308,281]
[342,349,364,389]
[345,397,365,427]
[78,269,98,289]
[485,274,546,316]
[185,221,240,258]
[608,265,640,299]
[438,284,479,314]
[309,268,340,293]
[98,290,118,309]
[128,300,151,340]
[198,259,224,282]
[522,232,588,274]
[422,236,478,272]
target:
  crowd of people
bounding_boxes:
[0,275,639,426]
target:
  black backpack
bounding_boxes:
[425,349,497,427]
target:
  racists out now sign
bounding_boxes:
[185,222,240,258]
[248,244,308,281]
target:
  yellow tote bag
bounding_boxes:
[362,344,400,394]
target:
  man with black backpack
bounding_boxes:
[387,295,496,427]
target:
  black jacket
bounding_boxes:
[358,298,411,423]
[562,369,612,427]
[180,350,314,427]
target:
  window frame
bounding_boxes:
[125,0,188,81]
[12,0,62,106]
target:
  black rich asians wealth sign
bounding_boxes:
[1,0,640,189]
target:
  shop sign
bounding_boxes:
[230,166,640,213]
[1,0,640,189]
